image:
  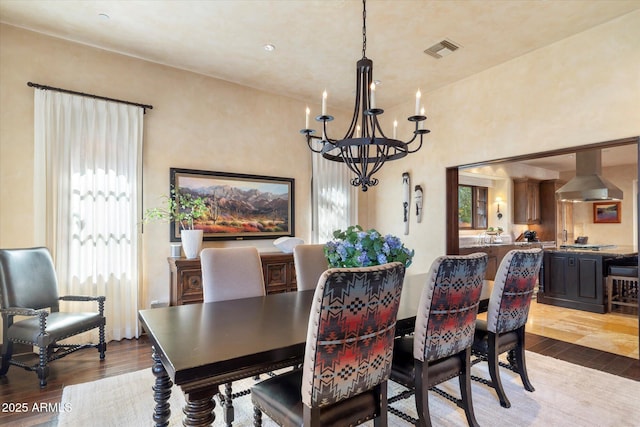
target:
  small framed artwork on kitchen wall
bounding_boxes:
[593,201,621,224]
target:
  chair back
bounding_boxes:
[200,247,266,302]
[0,247,60,310]
[301,262,406,408]
[413,253,488,363]
[486,248,543,334]
[293,244,328,291]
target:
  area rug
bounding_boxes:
[57,351,639,426]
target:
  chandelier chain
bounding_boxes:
[362,0,367,58]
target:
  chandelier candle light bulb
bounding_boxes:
[305,107,310,129]
[415,90,421,115]
[322,90,327,116]
[393,120,398,139]
[370,82,376,109]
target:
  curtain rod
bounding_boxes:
[27,82,153,112]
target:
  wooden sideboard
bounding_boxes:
[167,252,297,306]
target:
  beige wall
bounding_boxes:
[0,24,328,307]
[1,10,639,308]
[369,11,640,274]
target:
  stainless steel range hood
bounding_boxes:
[555,150,623,202]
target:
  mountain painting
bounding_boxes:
[170,168,294,241]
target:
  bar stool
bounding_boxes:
[606,256,638,313]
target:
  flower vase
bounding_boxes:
[181,229,203,259]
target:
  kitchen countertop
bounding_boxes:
[544,245,637,257]
[459,242,543,249]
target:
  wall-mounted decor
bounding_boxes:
[170,168,294,241]
[414,184,423,223]
[402,172,410,235]
[593,201,621,224]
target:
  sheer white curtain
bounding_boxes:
[34,90,143,342]
[311,151,358,243]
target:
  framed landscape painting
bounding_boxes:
[170,168,295,241]
[593,201,621,224]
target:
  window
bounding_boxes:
[458,185,488,229]
[34,90,144,342]
[311,147,358,243]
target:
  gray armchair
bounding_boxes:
[0,247,106,387]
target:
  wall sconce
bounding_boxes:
[496,197,503,219]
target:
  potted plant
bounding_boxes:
[144,188,209,259]
[324,225,414,268]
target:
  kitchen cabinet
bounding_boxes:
[537,179,573,243]
[459,246,498,280]
[513,178,540,224]
[167,252,296,305]
[538,250,609,313]
[459,243,539,280]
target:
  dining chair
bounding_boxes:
[389,252,488,427]
[200,246,266,425]
[0,247,106,387]
[200,247,265,302]
[293,244,327,291]
[471,248,543,408]
[251,261,406,427]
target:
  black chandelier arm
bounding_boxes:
[305,136,324,153]
[406,135,424,154]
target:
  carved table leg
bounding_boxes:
[183,389,217,427]
[152,347,173,427]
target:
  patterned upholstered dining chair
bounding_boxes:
[293,244,328,291]
[251,262,406,427]
[471,248,543,408]
[200,246,266,425]
[389,253,488,427]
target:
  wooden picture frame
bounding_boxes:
[170,168,294,241]
[593,201,621,224]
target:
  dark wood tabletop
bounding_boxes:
[138,273,492,427]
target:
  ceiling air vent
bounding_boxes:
[424,39,460,59]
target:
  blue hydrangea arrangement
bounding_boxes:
[324,225,414,268]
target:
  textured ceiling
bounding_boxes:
[2,0,639,113]
[1,0,638,171]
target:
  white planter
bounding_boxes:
[181,229,203,259]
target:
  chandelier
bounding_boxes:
[301,0,429,192]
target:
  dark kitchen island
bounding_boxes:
[538,245,638,313]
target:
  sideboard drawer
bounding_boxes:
[168,252,296,305]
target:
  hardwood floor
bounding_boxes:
[1,305,638,427]
[0,338,153,427]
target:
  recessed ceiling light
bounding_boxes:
[98,13,110,20]
[264,44,275,52]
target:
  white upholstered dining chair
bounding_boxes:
[292,244,327,291]
[200,246,266,424]
[200,247,265,303]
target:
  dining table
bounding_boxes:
[138,273,493,427]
